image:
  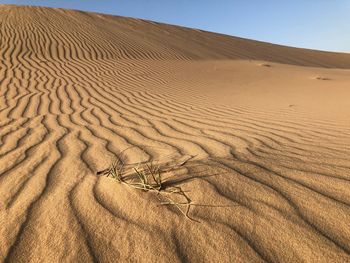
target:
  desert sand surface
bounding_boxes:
[1,5,350,263]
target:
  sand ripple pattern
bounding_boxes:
[1,5,350,263]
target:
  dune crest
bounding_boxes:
[1,5,350,263]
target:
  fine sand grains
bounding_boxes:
[1,5,350,263]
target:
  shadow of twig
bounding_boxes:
[97,152,231,222]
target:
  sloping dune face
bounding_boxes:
[1,5,350,263]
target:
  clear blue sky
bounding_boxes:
[2,0,349,52]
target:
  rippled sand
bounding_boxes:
[1,5,350,263]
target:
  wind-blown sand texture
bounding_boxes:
[1,5,350,263]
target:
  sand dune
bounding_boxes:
[1,5,350,263]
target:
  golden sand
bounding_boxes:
[1,5,350,262]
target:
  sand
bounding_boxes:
[1,5,350,263]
